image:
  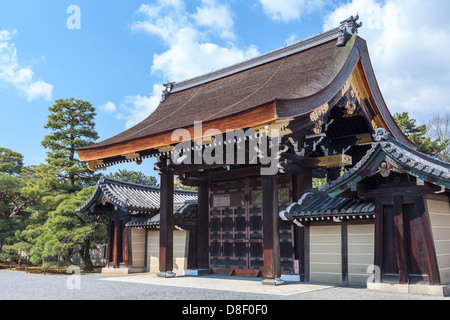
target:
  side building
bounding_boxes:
[77,177,198,275]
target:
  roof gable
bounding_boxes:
[326,129,450,197]
[77,177,197,214]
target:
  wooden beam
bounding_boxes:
[393,195,408,284]
[332,133,374,149]
[77,102,277,162]
[261,175,284,285]
[303,154,352,169]
[158,167,175,277]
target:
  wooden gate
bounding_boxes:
[209,176,294,273]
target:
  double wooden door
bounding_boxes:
[209,176,294,271]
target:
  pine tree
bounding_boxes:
[41,98,100,189]
[393,112,449,158]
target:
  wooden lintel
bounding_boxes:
[357,184,442,199]
[303,154,352,169]
[182,166,262,182]
[332,133,374,148]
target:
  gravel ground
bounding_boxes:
[0,270,448,301]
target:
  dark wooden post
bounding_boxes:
[197,181,210,271]
[113,218,119,268]
[393,195,408,284]
[105,219,113,267]
[374,200,384,278]
[158,168,175,277]
[261,175,284,285]
[292,169,312,281]
[415,197,440,285]
[341,223,348,284]
[122,224,130,268]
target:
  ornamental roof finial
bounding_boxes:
[161,82,175,103]
[336,15,362,47]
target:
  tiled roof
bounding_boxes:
[325,128,450,197]
[125,200,197,229]
[280,191,375,223]
[77,177,197,214]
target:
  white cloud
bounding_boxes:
[131,0,259,82]
[191,0,236,40]
[0,29,53,101]
[99,101,117,113]
[118,84,163,129]
[323,0,450,123]
[259,0,326,23]
[285,34,299,45]
[120,0,260,128]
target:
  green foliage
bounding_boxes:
[107,169,158,186]
[0,163,60,220]
[0,148,23,176]
[41,98,100,188]
[1,98,106,270]
[0,212,34,262]
[29,186,107,268]
[394,112,449,158]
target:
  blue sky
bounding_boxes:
[1,0,449,178]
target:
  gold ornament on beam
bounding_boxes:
[345,89,357,115]
[87,159,104,171]
[121,152,140,160]
[303,154,353,169]
[371,115,384,131]
[252,119,293,138]
[310,103,329,134]
[194,136,216,146]
[158,145,175,153]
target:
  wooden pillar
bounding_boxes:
[158,168,175,277]
[197,181,210,270]
[113,217,120,268]
[292,169,312,281]
[122,224,130,268]
[341,223,348,284]
[393,195,408,284]
[105,219,113,267]
[415,197,440,285]
[261,175,284,285]
[374,200,384,278]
